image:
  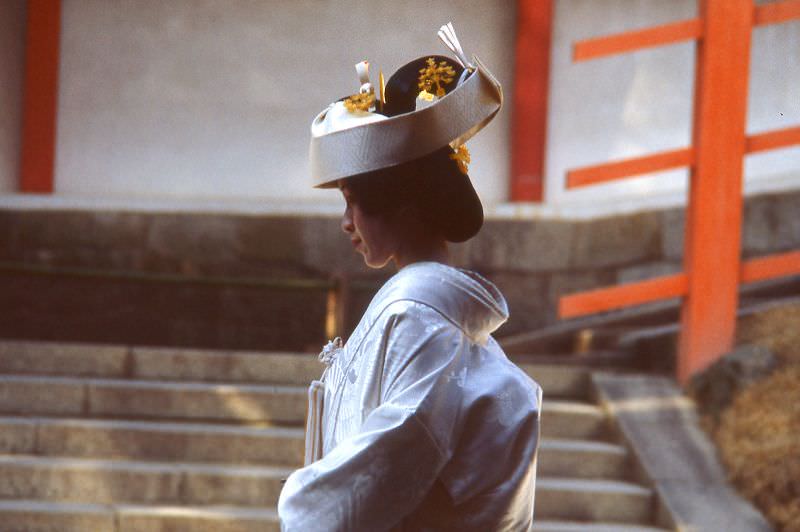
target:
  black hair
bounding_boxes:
[344,147,483,242]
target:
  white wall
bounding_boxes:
[0,1,25,193]
[25,0,800,211]
[55,0,515,204]
[547,0,800,211]
[745,18,800,180]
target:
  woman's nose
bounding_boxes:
[341,208,354,234]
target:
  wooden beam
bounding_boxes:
[678,0,753,384]
[558,274,687,319]
[754,0,800,26]
[511,0,552,202]
[566,147,693,189]
[741,251,800,283]
[746,125,800,154]
[573,19,702,62]
[558,250,800,319]
[19,0,61,194]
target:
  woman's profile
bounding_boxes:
[278,24,542,531]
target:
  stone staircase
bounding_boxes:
[0,341,668,531]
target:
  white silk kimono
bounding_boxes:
[278,262,542,531]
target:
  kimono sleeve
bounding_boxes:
[278,305,468,532]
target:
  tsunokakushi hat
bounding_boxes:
[310,23,503,187]
[309,23,503,242]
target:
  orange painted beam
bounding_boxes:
[566,147,693,189]
[678,0,753,384]
[746,125,800,154]
[558,274,687,319]
[754,0,800,26]
[19,0,61,194]
[511,0,552,202]
[558,251,800,319]
[741,251,800,283]
[573,19,702,62]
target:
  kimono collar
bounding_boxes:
[374,262,509,346]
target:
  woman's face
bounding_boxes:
[340,183,399,269]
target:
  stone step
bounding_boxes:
[533,521,668,532]
[0,414,614,478]
[538,439,628,479]
[132,347,321,387]
[0,454,291,508]
[0,473,655,528]
[0,499,669,532]
[0,340,591,400]
[541,400,608,440]
[0,478,654,529]
[0,499,280,532]
[0,375,306,424]
[0,417,305,467]
[0,341,321,385]
[536,478,654,524]
[0,438,628,509]
[518,363,591,400]
[0,500,115,532]
[0,375,604,439]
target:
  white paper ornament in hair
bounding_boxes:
[311,60,387,137]
[310,101,387,137]
[355,61,373,96]
[438,22,474,70]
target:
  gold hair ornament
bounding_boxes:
[344,90,376,113]
[449,144,471,175]
[418,57,456,98]
[379,70,386,109]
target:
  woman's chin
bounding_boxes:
[362,253,392,269]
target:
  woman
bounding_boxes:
[279,24,542,531]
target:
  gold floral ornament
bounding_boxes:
[418,57,456,98]
[449,144,471,175]
[343,89,376,113]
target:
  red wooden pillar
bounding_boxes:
[19,0,61,193]
[678,0,753,383]
[510,0,552,202]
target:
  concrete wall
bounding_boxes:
[0,1,25,194]
[2,188,798,351]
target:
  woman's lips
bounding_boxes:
[351,238,361,249]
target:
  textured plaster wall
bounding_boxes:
[0,1,26,193]
[39,0,800,208]
[55,0,515,204]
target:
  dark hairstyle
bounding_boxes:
[344,147,483,242]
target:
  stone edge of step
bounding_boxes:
[0,499,279,520]
[539,438,626,455]
[0,341,591,393]
[532,520,669,532]
[0,373,308,394]
[0,453,295,477]
[537,477,652,497]
[0,415,305,437]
